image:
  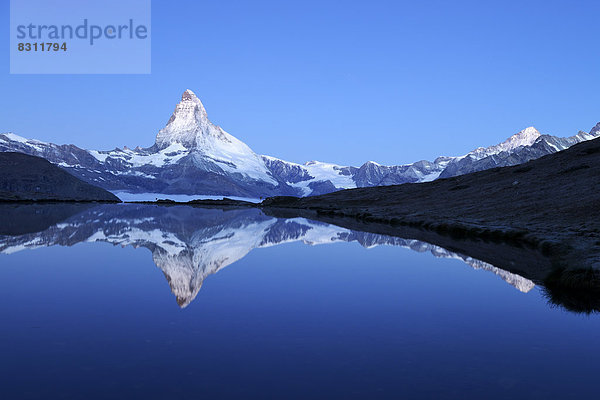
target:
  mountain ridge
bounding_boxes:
[1,89,598,197]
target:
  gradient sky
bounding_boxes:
[1,0,599,166]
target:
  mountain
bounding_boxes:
[0,91,291,198]
[437,126,600,179]
[0,204,535,307]
[1,90,598,197]
[0,152,120,202]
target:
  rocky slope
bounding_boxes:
[0,152,120,202]
[1,90,598,197]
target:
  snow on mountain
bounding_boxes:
[303,161,356,188]
[467,127,541,160]
[89,143,188,168]
[437,125,600,179]
[262,156,357,195]
[1,90,599,197]
[155,90,277,185]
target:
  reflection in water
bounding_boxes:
[0,204,534,307]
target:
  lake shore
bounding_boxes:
[260,138,600,274]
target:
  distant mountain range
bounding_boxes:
[1,89,598,198]
[0,204,534,307]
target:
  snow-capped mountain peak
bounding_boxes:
[153,90,277,185]
[1,132,39,144]
[501,126,541,150]
[467,126,541,160]
[179,89,208,119]
[154,89,214,149]
[182,88,201,101]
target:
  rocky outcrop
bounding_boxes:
[0,152,120,202]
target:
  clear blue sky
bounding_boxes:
[1,0,599,166]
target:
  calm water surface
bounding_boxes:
[0,204,598,399]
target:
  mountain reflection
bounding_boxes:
[0,204,534,307]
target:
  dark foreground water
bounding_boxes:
[0,204,598,399]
